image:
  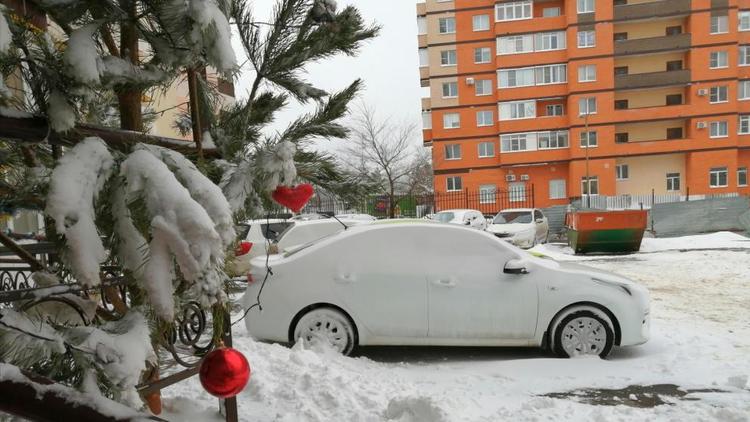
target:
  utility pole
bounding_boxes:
[580,111,591,208]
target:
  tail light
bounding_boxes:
[235,241,253,256]
[246,273,254,284]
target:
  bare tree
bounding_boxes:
[404,147,433,196]
[341,105,421,217]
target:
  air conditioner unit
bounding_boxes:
[505,174,516,182]
[520,174,530,181]
[465,77,475,85]
[696,121,707,129]
[697,89,708,96]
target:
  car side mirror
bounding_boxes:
[504,259,529,275]
[535,218,544,223]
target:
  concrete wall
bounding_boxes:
[615,153,687,195]
[651,196,750,237]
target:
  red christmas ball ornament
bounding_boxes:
[199,347,251,398]
[271,183,314,213]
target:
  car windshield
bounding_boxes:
[434,212,456,223]
[493,211,533,224]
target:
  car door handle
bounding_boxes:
[334,274,356,284]
[432,279,456,287]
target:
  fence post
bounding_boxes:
[465,188,469,209]
[531,183,535,208]
[686,186,690,201]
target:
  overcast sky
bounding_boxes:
[230,1,426,153]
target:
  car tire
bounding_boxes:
[553,310,614,359]
[292,307,357,355]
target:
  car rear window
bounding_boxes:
[434,212,455,223]
[493,211,532,224]
[235,224,250,239]
[260,222,294,241]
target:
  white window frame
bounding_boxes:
[438,17,456,34]
[417,16,427,35]
[495,0,532,22]
[509,182,526,203]
[444,144,461,160]
[577,30,596,48]
[418,48,429,67]
[710,15,728,34]
[497,34,534,55]
[498,67,535,88]
[474,47,492,64]
[440,50,457,66]
[537,130,569,149]
[441,81,458,98]
[710,51,728,68]
[446,176,463,192]
[443,113,460,129]
[578,64,596,82]
[549,179,566,199]
[738,167,748,186]
[581,176,599,195]
[535,63,567,85]
[740,46,750,66]
[709,86,728,103]
[580,131,598,148]
[579,97,597,115]
[709,167,728,188]
[475,79,493,96]
[422,111,432,130]
[476,110,494,127]
[740,80,750,100]
[616,164,629,180]
[473,14,490,31]
[543,7,561,17]
[478,142,495,158]
[739,115,750,134]
[546,104,564,116]
[709,121,728,138]
[501,133,530,152]
[479,184,497,203]
[740,11,750,31]
[534,31,566,52]
[666,172,680,192]
[499,100,536,120]
[577,0,594,14]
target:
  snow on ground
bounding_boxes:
[163,232,750,421]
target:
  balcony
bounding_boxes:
[420,67,429,87]
[614,33,691,56]
[614,0,691,22]
[615,69,690,90]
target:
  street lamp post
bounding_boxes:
[580,111,591,208]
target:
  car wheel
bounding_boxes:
[292,308,357,355]
[553,310,614,358]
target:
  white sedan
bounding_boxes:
[433,209,487,230]
[243,221,650,358]
[486,208,549,248]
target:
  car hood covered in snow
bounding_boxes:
[487,223,532,234]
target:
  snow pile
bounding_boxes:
[384,397,448,422]
[0,9,12,54]
[259,140,297,191]
[188,0,236,73]
[638,231,749,252]
[46,137,114,286]
[64,24,103,85]
[120,149,226,319]
[47,90,77,132]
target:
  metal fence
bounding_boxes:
[572,192,740,210]
[300,186,535,218]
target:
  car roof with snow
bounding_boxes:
[498,208,535,213]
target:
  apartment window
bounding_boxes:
[581,176,599,195]
[709,167,728,187]
[543,7,561,17]
[616,164,629,180]
[474,47,492,64]
[615,132,629,143]
[579,97,597,115]
[549,179,566,199]
[740,46,750,66]
[443,113,460,129]
[546,104,563,116]
[498,67,534,88]
[710,121,728,138]
[440,50,457,66]
[667,127,683,139]
[666,60,683,71]
[535,31,566,51]
[614,66,629,75]
[418,48,429,67]
[479,185,497,204]
[739,167,748,186]
[614,0,626,5]
[417,17,427,35]
[422,111,432,129]
[496,1,532,21]
[666,173,680,191]
[578,64,597,82]
[498,34,533,54]
[476,110,494,127]
[442,82,458,98]
[498,64,567,88]
[739,115,750,134]
[580,131,597,147]
[666,94,683,105]
[535,64,567,84]
[478,142,495,157]
[666,26,682,36]
[475,80,493,96]
[538,131,569,149]
[509,182,527,203]
[710,86,728,103]
[710,51,728,68]
[614,99,628,110]
[613,32,628,42]
[473,14,490,31]
[740,11,750,31]
[740,80,750,100]
[501,134,528,152]
[577,0,594,13]
[438,17,456,34]
[445,144,461,160]
[446,176,463,191]
[499,101,535,120]
[577,31,595,48]
[710,14,728,34]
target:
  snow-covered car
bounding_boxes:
[433,209,487,230]
[486,208,549,248]
[335,213,377,221]
[243,222,650,358]
[228,219,294,276]
[274,218,370,253]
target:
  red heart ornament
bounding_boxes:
[271,184,314,213]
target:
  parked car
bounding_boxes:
[243,222,650,358]
[486,208,549,248]
[228,219,293,276]
[335,213,378,221]
[433,209,487,230]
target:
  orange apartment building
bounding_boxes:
[418,0,750,209]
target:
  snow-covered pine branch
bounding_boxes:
[64,24,103,85]
[45,137,115,287]
[259,140,297,191]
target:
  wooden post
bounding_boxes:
[187,68,203,159]
[220,312,239,422]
